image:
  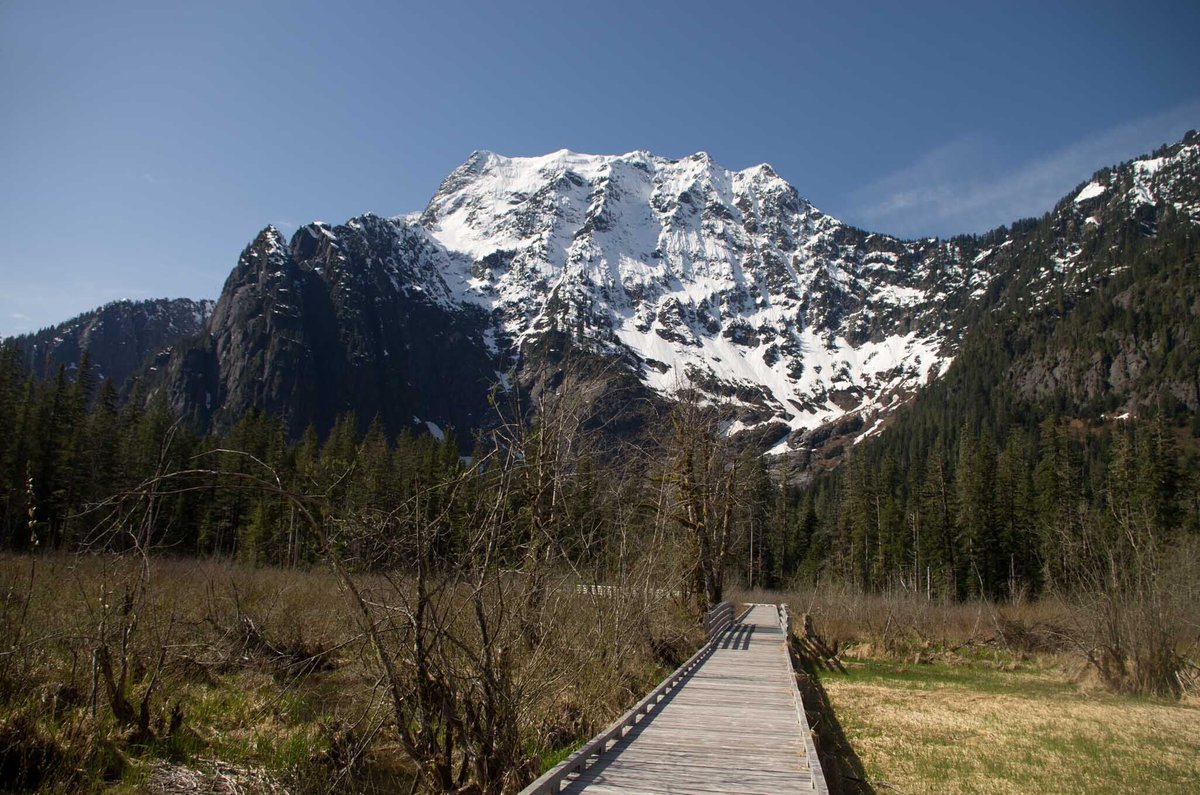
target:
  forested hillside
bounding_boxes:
[0,345,463,562]
[12,298,212,387]
[773,179,1200,600]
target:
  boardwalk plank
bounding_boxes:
[562,604,820,794]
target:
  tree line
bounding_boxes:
[0,346,771,613]
[775,414,1198,600]
[0,345,463,566]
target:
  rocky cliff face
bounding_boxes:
[164,221,500,439]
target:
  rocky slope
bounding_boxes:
[417,150,995,447]
[163,220,499,439]
[10,298,213,388]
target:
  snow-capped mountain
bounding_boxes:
[151,132,1199,449]
[417,150,979,440]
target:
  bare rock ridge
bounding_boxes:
[164,220,499,440]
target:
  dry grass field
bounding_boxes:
[7,559,1197,793]
[0,553,695,793]
[822,656,1200,794]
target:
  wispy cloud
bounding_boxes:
[142,172,158,184]
[847,99,1200,239]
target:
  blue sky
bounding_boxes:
[2,0,1198,337]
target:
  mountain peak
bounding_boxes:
[253,224,288,251]
[405,145,972,437]
[440,149,792,194]
[741,162,778,178]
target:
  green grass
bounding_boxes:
[837,655,1072,698]
[533,741,581,775]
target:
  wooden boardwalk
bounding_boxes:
[525,603,826,794]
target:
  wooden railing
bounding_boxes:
[778,603,829,794]
[571,584,684,598]
[703,599,735,641]
[519,600,739,795]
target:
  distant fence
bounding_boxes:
[571,583,685,599]
[519,600,740,795]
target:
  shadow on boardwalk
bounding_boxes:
[790,633,877,795]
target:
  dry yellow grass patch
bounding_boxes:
[821,658,1200,794]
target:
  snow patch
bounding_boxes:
[765,434,793,456]
[1134,157,1166,176]
[854,414,887,445]
[1073,181,1107,203]
[1129,157,1165,207]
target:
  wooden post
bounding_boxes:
[802,612,815,641]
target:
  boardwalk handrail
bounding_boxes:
[520,600,740,795]
[702,599,734,641]
[779,603,829,794]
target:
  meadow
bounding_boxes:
[4,553,1197,793]
[729,585,1200,794]
[0,553,696,794]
